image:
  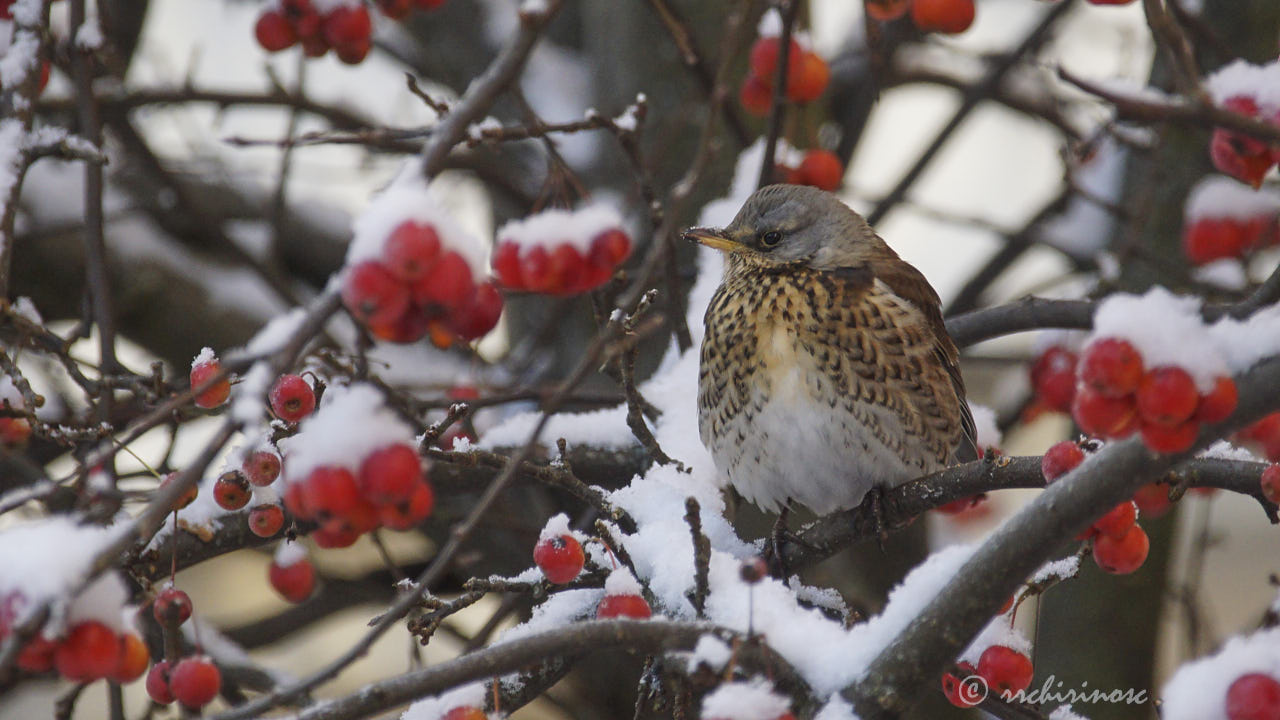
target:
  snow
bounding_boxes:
[273,541,309,567]
[402,681,489,720]
[1197,440,1258,462]
[958,616,1032,666]
[279,383,416,481]
[686,635,732,673]
[519,0,549,16]
[74,19,103,50]
[231,361,275,425]
[969,403,1000,450]
[192,346,217,369]
[1049,706,1089,720]
[613,101,641,133]
[537,512,572,542]
[1206,59,1280,111]
[1030,555,1081,585]
[1161,627,1280,720]
[1207,302,1280,375]
[603,566,644,597]
[1193,260,1248,291]
[494,587,601,644]
[0,120,25,209]
[0,517,130,634]
[1091,287,1227,391]
[814,697,861,720]
[0,27,39,100]
[348,162,488,277]
[12,296,40,324]
[0,376,22,408]
[241,307,310,358]
[478,403,630,451]
[496,203,625,253]
[1185,175,1280,222]
[700,678,792,720]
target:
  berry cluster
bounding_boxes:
[774,149,844,191]
[254,0,445,63]
[1226,672,1280,720]
[269,542,317,603]
[343,220,502,347]
[492,207,632,296]
[145,586,223,710]
[738,31,830,116]
[1,592,149,684]
[1182,176,1280,266]
[284,442,434,548]
[1070,338,1236,454]
[1042,440,1150,574]
[942,645,1034,707]
[1204,60,1280,188]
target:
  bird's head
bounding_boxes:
[682,184,887,271]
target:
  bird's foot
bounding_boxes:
[863,485,891,552]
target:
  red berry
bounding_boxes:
[1195,376,1238,424]
[491,241,522,288]
[548,244,586,294]
[1261,464,1280,505]
[109,633,150,683]
[1092,500,1138,540]
[379,478,436,530]
[739,557,769,583]
[589,229,632,269]
[449,281,504,341]
[1072,386,1138,438]
[244,450,282,486]
[302,466,362,522]
[911,0,975,34]
[1030,346,1077,412]
[255,10,296,51]
[248,504,285,538]
[0,417,30,446]
[748,36,801,85]
[55,621,121,682]
[146,661,175,704]
[384,222,441,281]
[519,246,554,292]
[1133,484,1173,519]
[322,4,371,47]
[301,34,329,57]
[1212,97,1275,189]
[1041,441,1085,482]
[344,261,411,327]
[739,73,773,116]
[283,482,311,521]
[269,374,316,423]
[1184,218,1254,265]
[282,0,321,37]
[865,0,911,21]
[797,150,843,191]
[1141,420,1200,454]
[213,469,252,511]
[1080,338,1143,398]
[169,656,221,709]
[334,37,371,64]
[976,645,1034,696]
[190,357,231,409]
[786,51,829,103]
[935,495,988,517]
[369,306,432,344]
[533,534,585,584]
[1136,366,1199,427]
[161,471,199,510]
[269,554,316,602]
[358,444,422,506]
[1226,673,1280,720]
[941,662,982,708]
[442,708,487,720]
[312,523,361,548]
[1093,524,1149,574]
[596,594,651,619]
[16,635,57,673]
[153,586,194,626]
[412,251,475,311]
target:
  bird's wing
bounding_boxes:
[813,262,978,467]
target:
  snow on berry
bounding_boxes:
[493,204,632,296]
[269,542,316,603]
[401,681,489,720]
[1162,627,1280,720]
[1204,61,1280,187]
[700,678,792,720]
[534,513,586,584]
[1092,288,1227,391]
[280,383,415,483]
[1182,176,1280,265]
[597,567,652,619]
[1206,59,1280,115]
[190,347,231,409]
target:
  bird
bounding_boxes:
[685,184,976,518]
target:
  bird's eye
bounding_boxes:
[761,231,782,248]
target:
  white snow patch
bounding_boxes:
[1197,440,1258,462]
[1185,175,1280,222]
[1091,287,1227,391]
[74,20,103,50]
[191,347,217,369]
[402,681,489,720]
[1037,138,1127,258]
[1193,260,1248,291]
[701,678,792,720]
[814,697,861,720]
[1161,627,1280,720]
[537,512,572,542]
[686,635,732,673]
[1206,59,1280,112]
[273,541,309,567]
[959,617,1032,667]
[12,296,40,324]
[496,203,625,253]
[1030,555,1080,585]
[969,403,1000,450]
[1049,705,1089,720]
[603,566,644,597]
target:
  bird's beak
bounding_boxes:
[682,227,740,253]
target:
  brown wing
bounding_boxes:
[870,256,979,462]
